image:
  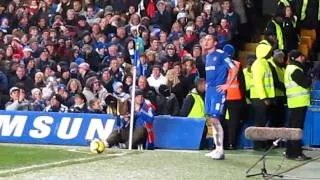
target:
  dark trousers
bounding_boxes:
[107,126,147,149]
[269,96,286,128]
[223,100,243,147]
[251,98,273,149]
[286,106,307,157]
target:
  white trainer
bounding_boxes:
[211,150,225,160]
[205,150,217,157]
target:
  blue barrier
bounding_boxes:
[153,116,206,150]
[0,109,317,149]
[303,106,320,146]
[0,111,115,146]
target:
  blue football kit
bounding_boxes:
[205,49,234,118]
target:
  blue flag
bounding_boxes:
[134,44,143,76]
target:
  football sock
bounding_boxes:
[212,121,224,152]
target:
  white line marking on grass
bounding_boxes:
[0,152,127,176]
[67,149,90,154]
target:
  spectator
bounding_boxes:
[69,93,89,113]
[137,76,157,105]
[0,70,8,94]
[44,94,69,112]
[78,62,96,86]
[137,53,152,77]
[82,76,109,107]
[5,87,31,111]
[112,81,130,102]
[123,75,133,94]
[100,68,114,93]
[181,56,199,92]
[156,84,180,116]
[30,88,46,111]
[66,78,83,97]
[105,89,154,149]
[180,78,206,117]
[163,43,180,67]
[34,72,46,90]
[9,64,34,96]
[88,98,104,113]
[166,68,184,107]
[151,0,172,33]
[147,64,167,93]
[109,58,125,82]
[57,83,74,107]
[282,6,299,53]
[215,0,240,37]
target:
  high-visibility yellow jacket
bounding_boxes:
[250,42,275,99]
[284,64,310,108]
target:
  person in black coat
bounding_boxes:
[137,76,157,106]
[282,6,299,53]
[155,84,180,116]
[9,65,34,96]
[151,1,172,33]
[69,93,89,113]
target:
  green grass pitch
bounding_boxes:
[0,144,318,180]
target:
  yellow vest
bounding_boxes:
[188,93,205,118]
[272,20,284,50]
[284,64,310,108]
[278,0,290,6]
[267,58,285,97]
[301,0,320,20]
[301,0,308,20]
[243,67,253,104]
[250,58,275,99]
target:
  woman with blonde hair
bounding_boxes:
[166,69,184,107]
[34,72,46,89]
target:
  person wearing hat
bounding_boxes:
[5,87,30,111]
[30,88,46,111]
[44,94,69,112]
[104,89,155,149]
[284,50,312,160]
[69,92,89,113]
[78,62,96,86]
[155,84,180,116]
[147,64,167,93]
[250,40,276,151]
[264,12,285,50]
[164,43,180,66]
[22,47,33,60]
[222,44,245,150]
[112,81,130,102]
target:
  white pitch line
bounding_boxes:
[67,149,91,154]
[0,152,127,176]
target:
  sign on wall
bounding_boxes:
[0,111,115,146]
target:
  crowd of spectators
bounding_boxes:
[0,0,249,115]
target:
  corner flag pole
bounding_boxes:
[129,47,139,150]
[128,66,136,150]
